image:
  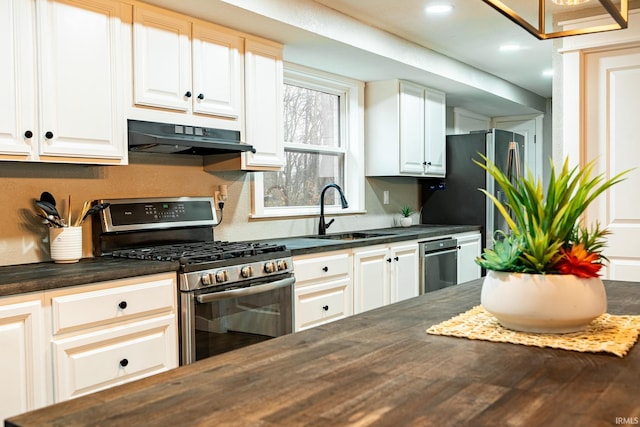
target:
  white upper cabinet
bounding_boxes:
[1,0,127,164]
[0,0,35,160]
[242,38,285,170]
[133,6,191,112]
[366,79,446,177]
[132,5,243,125]
[192,23,243,119]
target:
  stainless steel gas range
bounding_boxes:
[92,197,294,365]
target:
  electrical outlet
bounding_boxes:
[383,190,389,205]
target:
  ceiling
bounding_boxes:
[145,0,559,116]
[314,0,555,98]
[141,0,636,117]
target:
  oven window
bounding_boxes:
[193,285,293,360]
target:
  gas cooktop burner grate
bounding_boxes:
[110,241,288,264]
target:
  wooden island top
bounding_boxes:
[6,279,640,427]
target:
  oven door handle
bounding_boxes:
[195,276,295,303]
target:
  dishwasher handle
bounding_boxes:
[421,238,458,254]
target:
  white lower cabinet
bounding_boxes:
[453,232,482,284]
[293,251,352,331]
[51,314,176,401]
[353,242,419,314]
[47,272,178,402]
[0,293,47,421]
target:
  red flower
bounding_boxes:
[555,244,602,278]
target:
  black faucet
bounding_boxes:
[318,183,349,235]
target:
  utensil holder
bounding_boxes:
[49,226,82,263]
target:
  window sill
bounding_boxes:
[249,208,367,220]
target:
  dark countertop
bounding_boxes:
[0,258,180,297]
[261,224,481,255]
[6,279,639,427]
[0,225,480,297]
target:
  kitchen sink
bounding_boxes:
[312,232,392,241]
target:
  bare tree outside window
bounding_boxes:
[264,84,344,208]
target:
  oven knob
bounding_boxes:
[277,260,288,271]
[264,261,276,274]
[201,273,215,286]
[240,266,253,278]
[215,270,229,283]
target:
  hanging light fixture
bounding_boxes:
[482,0,628,39]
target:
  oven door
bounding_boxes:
[181,275,294,364]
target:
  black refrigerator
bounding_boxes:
[421,129,525,250]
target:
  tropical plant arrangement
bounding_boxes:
[474,155,629,278]
[400,205,413,218]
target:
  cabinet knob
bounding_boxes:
[184,91,192,98]
[426,161,432,166]
[24,130,33,139]
[118,301,127,310]
[322,266,329,272]
[322,305,329,311]
[394,256,399,261]
[44,131,54,139]
[197,93,204,100]
[119,358,129,367]
[386,258,392,263]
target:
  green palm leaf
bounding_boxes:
[475,155,631,274]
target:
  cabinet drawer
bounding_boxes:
[294,252,351,284]
[295,278,352,331]
[51,275,176,335]
[52,314,177,401]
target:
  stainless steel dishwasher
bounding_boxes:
[420,238,458,293]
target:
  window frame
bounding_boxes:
[251,63,365,218]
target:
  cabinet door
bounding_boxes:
[295,277,352,331]
[353,246,390,314]
[243,38,285,170]
[390,242,419,303]
[133,5,191,112]
[0,0,35,160]
[399,81,426,174]
[192,23,243,118]
[52,314,177,401]
[0,295,46,420]
[37,0,126,161]
[457,233,481,284]
[424,88,446,176]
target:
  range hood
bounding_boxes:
[128,120,255,155]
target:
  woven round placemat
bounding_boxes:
[426,305,640,357]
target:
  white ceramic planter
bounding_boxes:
[481,271,607,333]
[399,217,412,227]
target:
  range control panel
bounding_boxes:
[99,197,217,232]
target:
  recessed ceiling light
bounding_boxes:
[499,44,523,52]
[425,4,453,14]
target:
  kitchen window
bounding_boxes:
[252,63,364,217]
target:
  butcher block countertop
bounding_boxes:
[6,279,640,427]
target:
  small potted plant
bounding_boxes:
[399,205,413,227]
[475,154,630,333]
